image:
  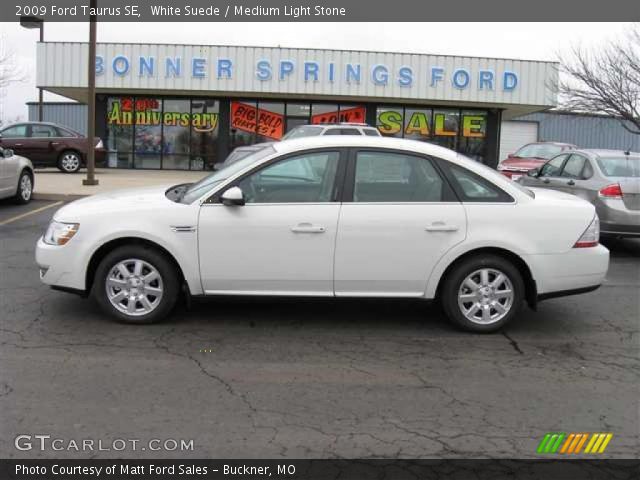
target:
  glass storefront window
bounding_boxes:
[103,97,491,169]
[134,97,163,169]
[311,104,339,124]
[191,98,219,170]
[403,108,432,141]
[338,104,366,123]
[106,96,134,168]
[257,102,285,142]
[458,110,488,163]
[230,100,257,149]
[432,109,460,151]
[286,103,311,117]
[376,106,403,137]
[162,99,191,154]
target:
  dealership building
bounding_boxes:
[36,42,557,170]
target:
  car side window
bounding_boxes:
[56,127,76,137]
[540,154,568,177]
[0,125,27,138]
[561,154,587,179]
[31,125,58,138]
[353,151,444,202]
[237,151,340,204]
[447,164,512,202]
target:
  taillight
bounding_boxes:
[598,183,623,199]
[574,215,599,248]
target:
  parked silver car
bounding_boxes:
[521,149,639,237]
[0,146,34,204]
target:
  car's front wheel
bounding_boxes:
[93,246,180,324]
[441,254,524,333]
[58,151,82,173]
[14,170,33,204]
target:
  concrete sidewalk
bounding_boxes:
[32,168,209,201]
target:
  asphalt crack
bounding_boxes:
[501,331,524,355]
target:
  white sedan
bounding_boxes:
[35,136,609,332]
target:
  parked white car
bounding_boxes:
[35,136,609,332]
[0,146,34,204]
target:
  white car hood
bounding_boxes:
[54,184,177,221]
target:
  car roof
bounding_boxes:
[527,141,576,147]
[573,148,640,158]
[272,135,460,161]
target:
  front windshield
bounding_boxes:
[514,143,564,160]
[282,125,323,140]
[179,145,276,204]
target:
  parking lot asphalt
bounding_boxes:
[0,201,638,459]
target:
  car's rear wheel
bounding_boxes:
[441,254,524,333]
[58,151,82,173]
[14,170,33,204]
[93,246,179,324]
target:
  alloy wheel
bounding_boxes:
[61,153,80,172]
[457,268,514,325]
[105,258,164,317]
[20,175,32,201]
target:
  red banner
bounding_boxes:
[231,102,284,140]
[311,106,366,125]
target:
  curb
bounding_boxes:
[33,193,88,202]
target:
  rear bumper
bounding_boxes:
[600,222,640,238]
[525,244,610,296]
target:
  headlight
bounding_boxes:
[95,139,104,149]
[43,221,79,246]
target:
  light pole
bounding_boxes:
[19,16,44,122]
[83,0,99,186]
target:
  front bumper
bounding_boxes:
[35,237,87,292]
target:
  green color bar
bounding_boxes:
[544,434,559,453]
[537,433,552,454]
[550,433,566,453]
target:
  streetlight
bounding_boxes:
[83,0,99,186]
[19,15,44,122]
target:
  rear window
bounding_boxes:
[596,156,640,178]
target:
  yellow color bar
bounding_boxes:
[584,433,599,453]
[597,433,613,453]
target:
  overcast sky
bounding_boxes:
[0,22,633,121]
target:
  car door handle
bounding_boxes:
[50,142,60,146]
[543,178,550,184]
[14,143,23,147]
[291,223,326,234]
[425,222,459,232]
[567,180,575,186]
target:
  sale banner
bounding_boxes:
[311,106,366,125]
[231,102,284,140]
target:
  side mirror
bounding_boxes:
[507,153,515,158]
[527,168,539,177]
[3,149,14,158]
[221,186,245,206]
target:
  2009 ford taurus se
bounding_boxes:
[35,136,609,332]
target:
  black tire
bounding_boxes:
[13,170,33,204]
[93,245,180,324]
[57,150,82,173]
[440,254,524,333]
